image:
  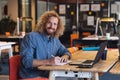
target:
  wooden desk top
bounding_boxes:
[109,61,120,74]
[72,49,119,61]
[38,49,119,73]
[0,35,23,38]
[38,60,117,72]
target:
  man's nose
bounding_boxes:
[50,24,54,28]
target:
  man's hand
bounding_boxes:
[60,55,69,63]
[49,56,61,65]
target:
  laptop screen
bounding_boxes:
[93,41,108,64]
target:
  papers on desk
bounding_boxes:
[82,35,99,40]
[108,36,119,40]
[55,60,71,66]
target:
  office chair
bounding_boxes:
[9,55,48,80]
[70,33,79,47]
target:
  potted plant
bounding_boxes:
[0,16,17,35]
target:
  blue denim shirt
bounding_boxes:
[19,32,71,78]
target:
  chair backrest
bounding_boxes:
[70,33,79,47]
[9,55,21,80]
[9,55,48,80]
[82,32,91,37]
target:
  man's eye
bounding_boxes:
[54,23,57,26]
[47,22,50,24]
[47,22,51,25]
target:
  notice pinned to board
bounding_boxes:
[87,16,94,26]
[59,5,66,14]
[60,16,66,26]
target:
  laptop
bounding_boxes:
[69,41,108,68]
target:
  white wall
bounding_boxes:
[0,0,7,20]
[115,1,120,20]
[8,0,18,21]
[37,1,46,20]
[37,1,56,20]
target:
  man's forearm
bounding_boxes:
[32,59,51,67]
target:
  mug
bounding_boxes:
[106,33,110,40]
[5,32,10,36]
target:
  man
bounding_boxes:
[19,11,77,80]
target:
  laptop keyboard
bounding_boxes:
[82,60,93,63]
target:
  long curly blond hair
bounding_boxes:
[35,11,64,38]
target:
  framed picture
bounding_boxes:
[80,4,89,11]
[59,4,66,14]
[91,4,100,11]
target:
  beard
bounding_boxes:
[44,27,56,36]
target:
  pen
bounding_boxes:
[51,55,55,57]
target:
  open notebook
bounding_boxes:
[69,41,108,68]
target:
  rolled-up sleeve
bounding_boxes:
[56,40,71,59]
[20,34,35,68]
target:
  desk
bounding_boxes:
[0,35,23,54]
[73,35,119,48]
[0,42,16,71]
[0,42,16,58]
[38,49,119,80]
[109,61,120,74]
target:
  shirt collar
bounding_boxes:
[41,33,54,42]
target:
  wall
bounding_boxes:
[37,1,56,20]
[8,0,18,21]
[37,1,46,20]
[40,0,86,3]
[0,0,7,20]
